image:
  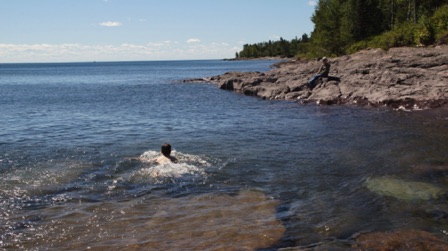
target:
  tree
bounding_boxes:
[311,0,347,55]
[237,1,448,59]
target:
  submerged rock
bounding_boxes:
[138,190,285,250]
[365,176,444,201]
[22,190,284,250]
[353,229,448,250]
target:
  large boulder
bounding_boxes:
[189,46,448,110]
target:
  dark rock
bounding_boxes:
[180,77,210,83]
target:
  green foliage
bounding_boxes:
[315,1,448,55]
[237,35,310,59]
[432,4,448,39]
[311,0,345,56]
[311,0,389,56]
[415,16,435,46]
[389,22,419,47]
[236,2,448,59]
[346,41,369,55]
[348,22,419,53]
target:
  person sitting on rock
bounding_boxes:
[307,57,330,90]
[153,143,178,164]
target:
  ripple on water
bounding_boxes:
[3,190,285,250]
[1,159,90,196]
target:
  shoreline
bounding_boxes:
[186,46,448,113]
[222,56,287,61]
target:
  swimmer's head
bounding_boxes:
[161,143,172,157]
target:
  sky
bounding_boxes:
[0,0,317,63]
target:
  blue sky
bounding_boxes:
[1,0,317,63]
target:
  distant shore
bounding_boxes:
[222,56,286,61]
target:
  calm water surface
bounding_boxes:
[1,60,448,250]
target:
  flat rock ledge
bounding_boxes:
[184,46,448,111]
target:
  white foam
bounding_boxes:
[139,150,159,162]
[132,150,211,182]
[394,104,427,112]
[135,163,205,179]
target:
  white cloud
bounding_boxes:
[186,38,201,43]
[308,1,317,6]
[0,41,241,62]
[100,21,122,27]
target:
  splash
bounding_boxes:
[134,163,205,179]
[131,150,211,182]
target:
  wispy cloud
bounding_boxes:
[308,1,317,6]
[186,38,201,43]
[100,21,122,27]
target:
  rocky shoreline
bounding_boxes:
[184,46,448,111]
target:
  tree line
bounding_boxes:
[236,34,310,58]
[236,0,448,59]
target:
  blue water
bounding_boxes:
[1,60,448,250]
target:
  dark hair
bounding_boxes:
[161,143,172,156]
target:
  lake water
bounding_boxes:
[1,60,448,250]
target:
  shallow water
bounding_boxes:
[1,60,448,250]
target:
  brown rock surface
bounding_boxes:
[187,46,448,110]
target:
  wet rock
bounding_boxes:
[198,46,448,110]
[353,229,448,250]
[365,176,444,201]
[180,77,210,83]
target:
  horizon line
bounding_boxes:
[0,58,234,65]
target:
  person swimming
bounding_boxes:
[153,143,178,164]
